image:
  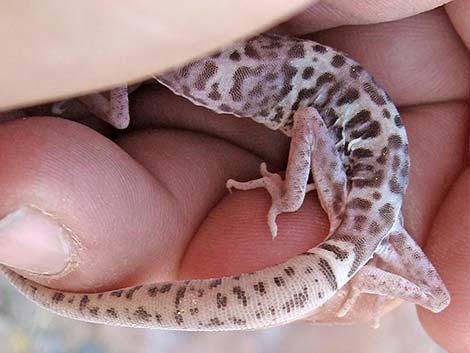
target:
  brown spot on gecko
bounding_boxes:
[350,65,363,79]
[313,44,327,53]
[277,64,298,100]
[372,191,382,200]
[208,82,222,100]
[363,82,386,105]
[345,110,371,130]
[110,290,124,298]
[194,61,218,90]
[348,198,373,210]
[379,203,395,224]
[376,147,389,165]
[79,295,90,311]
[287,43,305,58]
[353,215,367,231]
[388,134,403,149]
[125,285,143,300]
[216,293,228,308]
[229,50,241,61]
[233,286,248,306]
[52,292,65,304]
[298,87,317,101]
[316,72,335,87]
[389,176,404,194]
[230,317,247,326]
[284,267,295,277]
[106,308,118,318]
[383,108,391,119]
[319,243,349,260]
[336,88,360,106]
[392,155,401,171]
[331,54,346,67]
[401,161,410,178]
[89,307,100,317]
[272,106,284,123]
[274,276,286,287]
[282,287,309,313]
[394,115,404,128]
[351,148,373,158]
[368,221,381,234]
[347,237,367,276]
[147,284,172,297]
[175,286,187,306]
[318,258,338,291]
[253,282,267,296]
[208,318,225,326]
[302,67,314,80]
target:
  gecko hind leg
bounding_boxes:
[336,265,428,321]
[384,226,450,312]
[226,106,347,238]
[337,226,450,323]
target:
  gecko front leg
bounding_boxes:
[51,86,130,129]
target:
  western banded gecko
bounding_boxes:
[1,34,450,330]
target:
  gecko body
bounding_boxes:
[1,34,450,330]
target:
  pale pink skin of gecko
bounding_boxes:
[1,34,450,331]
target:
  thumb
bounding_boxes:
[0,117,182,292]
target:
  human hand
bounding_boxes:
[0,1,468,351]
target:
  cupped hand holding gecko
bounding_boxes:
[0,0,468,351]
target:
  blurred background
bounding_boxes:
[0,278,445,353]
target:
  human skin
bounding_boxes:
[0,1,468,351]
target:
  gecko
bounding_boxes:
[0,34,450,330]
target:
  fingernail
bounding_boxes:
[0,206,74,275]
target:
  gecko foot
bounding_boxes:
[337,265,428,322]
[226,162,315,238]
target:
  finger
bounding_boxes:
[1,1,311,110]
[417,170,470,353]
[303,8,469,106]
[279,0,452,33]
[400,102,468,244]
[0,117,177,292]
